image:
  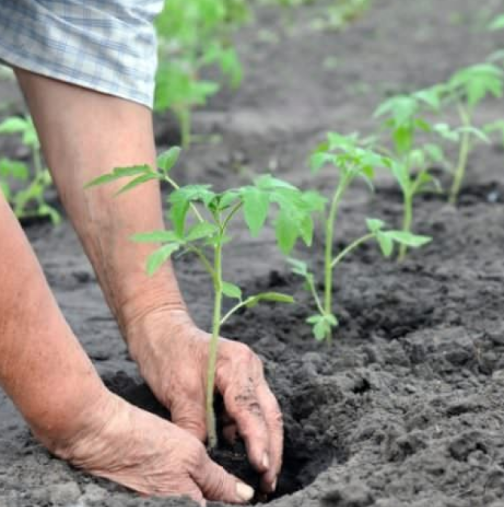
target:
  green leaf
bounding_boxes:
[85,165,154,189]
[384,231,432,248]
[389,160,411,195]
[434,123,460,143]
[157,147,181,175]
[146,243,180,276]
[0,159,29,180]
[301,190,327,212]
[169,185,215,235]
[449,64,504,107]
[326,314,338,326]
[374,96,418,126]
[414,86,444,111]
[366,218,385,233]
[393,125,414,154]
[169,199,190,236]
[242,186,269,236]
[287,257,310,278]
[245,292,295,308]
[0,180,11,200]
[489,14,504,30]
[131,230,181,243]
[0,116,28,134]
[38,204,61,225]
[116,173,160,195]
[306,314,338,342]
[275,209,298,254]
[218,190,240,210]
[414,171,442,194]
[254,174,296,191]
[310,152,336,173]
[222,282,242,300]
[458,126,491,143]
[170,184,216,206]
[424,143,445,163]
[376,232,394,257]
[185,222,219,242]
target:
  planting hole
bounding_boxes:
[104,371,336,503]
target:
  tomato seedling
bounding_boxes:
[441,63,503,203]
[155,0,246,148]
[374,91,443,260]
[86,147,322,448]
[290,133,431,343]
[0,115,59,223]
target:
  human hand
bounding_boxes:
[128,309,283,493]
[39,390,255,505]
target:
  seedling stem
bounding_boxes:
[207,231,223,448]
[449,104,471,205]
[323,177,349,344]
[398,193,413,262]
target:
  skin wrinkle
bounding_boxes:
[2,70,282,499]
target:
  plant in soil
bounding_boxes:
[0,115,59,224]
[439,63,504,204]
[374,89,447,260]
[488,12,504,31]
[154,0,247,147]
[289,132,431,344]
[86,147,323,449]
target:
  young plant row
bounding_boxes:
[153,0,375,147]
[86,133,430,446]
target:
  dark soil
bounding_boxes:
[2,1,504,506]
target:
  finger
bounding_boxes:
[222,408,238,444]
[170,397,207,442]
[176,480,206,507]
[223,421,238,444]
[193,452,255,504]
[257,383,284,493]
[221,375,270,473]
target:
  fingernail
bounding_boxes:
[236,482,255,502]
[271,478,277,492]
[262,453,270,470]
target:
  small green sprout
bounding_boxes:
[373,86,444,159]
[154,0,246,148]
[488,13,504,31]
[388,149,442,261]
[290,133,431,344]
[373,89,443,260]
[442,63,503,203]
[86,147,321,449]
[0,115,59,224]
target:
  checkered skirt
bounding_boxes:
[0,0,163,107]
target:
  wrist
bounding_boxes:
[29,369,111,456]
[126,304,195,365]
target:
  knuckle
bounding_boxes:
[185,439,207,471]
[206,469,227,499]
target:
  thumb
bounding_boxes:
[193,453,255,504]
[170,398,207,442]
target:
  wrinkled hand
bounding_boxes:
[128,309,283,493]
[42,391,255,505]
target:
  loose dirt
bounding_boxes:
[1,1,504,506]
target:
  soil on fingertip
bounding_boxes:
[2,1,504,507]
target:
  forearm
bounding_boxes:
[0,195,106,446]
[15,70,187,344]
